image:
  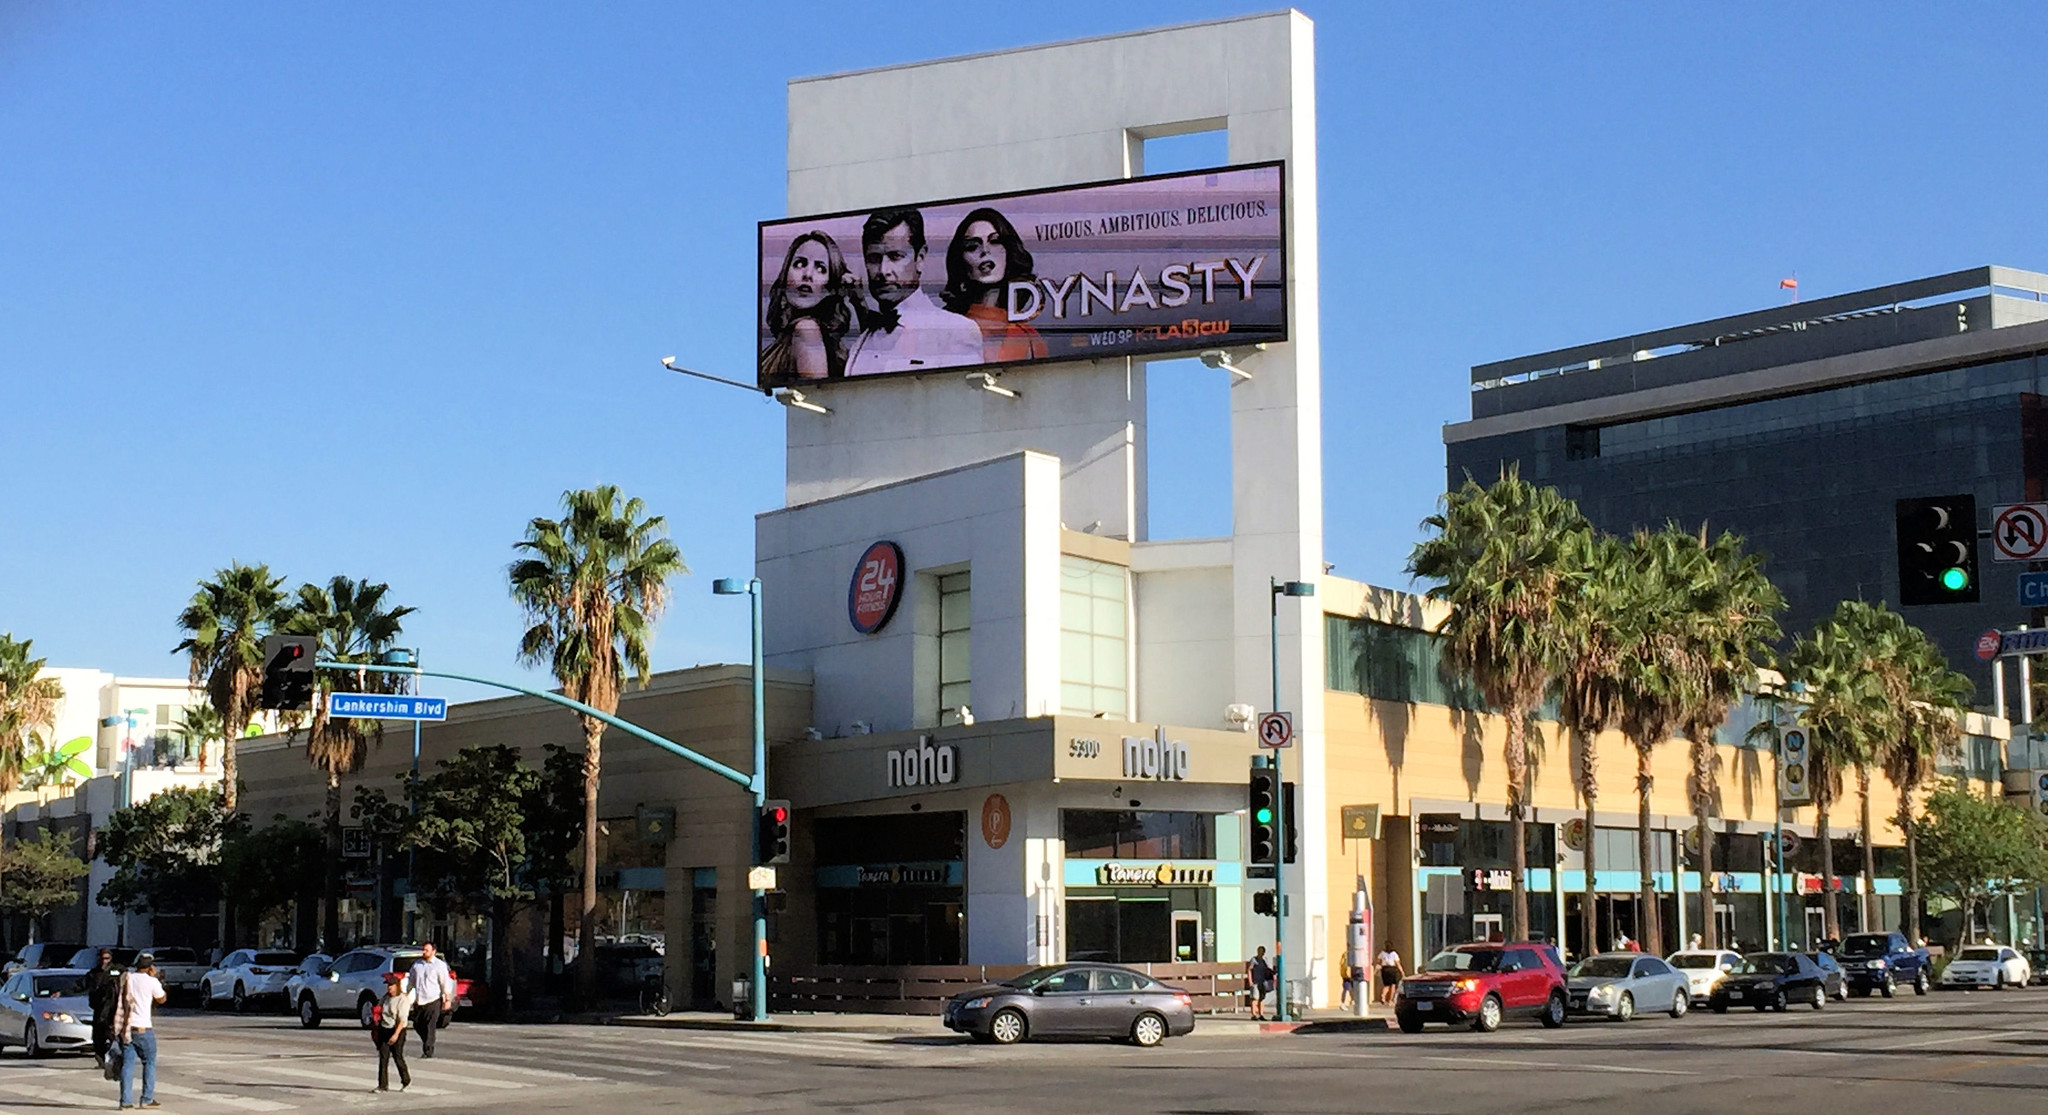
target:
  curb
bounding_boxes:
[613,1015,930,1035]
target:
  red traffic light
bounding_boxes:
[769,806,788,824]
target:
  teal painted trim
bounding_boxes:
[1216,813,1243,861]
[1064,859,1235,887]
[1215,886,1242,963]
[692,867,717,889]
[317,660,756,790]
[1874,878,1903,896]
[616,866,665,891]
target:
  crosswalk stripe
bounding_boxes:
[444,1053,672,1077]
[653,1033,894,1057]
[229,1059,456,1096]
[0,1079,136,1109]
[152,1081,298,1111]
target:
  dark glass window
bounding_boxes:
[1062,811,1214,860]
[812,812,965,866]
[1418,819,1555,869]
[1325,616,1484,710]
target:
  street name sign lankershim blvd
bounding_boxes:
[328,693,447,721]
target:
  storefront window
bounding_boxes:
[814,812,966,967]
[1418,819,1554,870]
[938,572,971,724]
[1062,810,1213,860]
[1059,556,1129,718]
[1324,615,1483,710]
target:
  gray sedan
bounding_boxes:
[942,964,1196,1046]
[0,968,95,1056]
[1566,954,1690,1021]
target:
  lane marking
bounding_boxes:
[432,1056,658,1080]
[228,1060,456,1096]
[152,1080,299,1111]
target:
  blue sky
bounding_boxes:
[5,3,2047,698]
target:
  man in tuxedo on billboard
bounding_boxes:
[845,207,984,376]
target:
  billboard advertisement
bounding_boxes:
[757,162,1286,389]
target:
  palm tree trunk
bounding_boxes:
[1898,793,1920,944]
[1817,801,1837,942]
[324,770,343,948]
[1504,711,1532,942]
[1857,767,1876,934]
[1576,725,1598,960]
[1637,743,1658,954]
[1692,739,1716,950]
[576,721,604,1007]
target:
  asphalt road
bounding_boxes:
[0,989,2042,1114]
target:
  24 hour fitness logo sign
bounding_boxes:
[848,541,904,634]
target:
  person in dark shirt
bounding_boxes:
[81,949,117,1068]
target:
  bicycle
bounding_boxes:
[639,970,671,1017]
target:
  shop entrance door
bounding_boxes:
[1803,907,1827,951]
[689,884,717,1009]
[1172,912,1202,962]
[1472,913,1503,943]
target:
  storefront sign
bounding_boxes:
[1561,817,1587,851]
[886,737,956,788]
[1418,814,1462,840]
[1094,862,1216,886]
[1469,869,1513,891]
[847,541,905,634]
[1121,730,1190,781]
[981,793,1011,850]
[816,861,963,888]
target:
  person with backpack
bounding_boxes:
[371,970,413,1092]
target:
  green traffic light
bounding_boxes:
[1255,808,1273,824]
[1941,566,1969,591]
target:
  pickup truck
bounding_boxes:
[1833,932,1931,997]
[148,947,212,1000]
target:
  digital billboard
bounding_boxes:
[757,162,1286,389]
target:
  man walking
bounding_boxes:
[114,954,166,1110]
[408,943,455,1057]
[1245,946,1275,1021]
[83,949,118,1068]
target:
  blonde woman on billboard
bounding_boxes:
[761,230,854,383]
[941,207,1048,364]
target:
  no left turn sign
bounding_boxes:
[1257,711,1294,749]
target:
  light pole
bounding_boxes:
[1269,576,1314,1022]
[99,708,149,948]
[382,647,421,940]
[714,576,769,1024]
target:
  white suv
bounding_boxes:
[294,946,424,1029]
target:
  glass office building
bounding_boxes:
[1446,267,2048,697]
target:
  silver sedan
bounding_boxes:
[1566,953,1691,1021]
[0,968,95,1056]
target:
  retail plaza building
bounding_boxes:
[226,15,2018,1012]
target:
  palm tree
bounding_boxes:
[174,563,290,810]
[286,576,415,948]
[1554,533,1628,957]
[1879,626,1970,945]
[1784,608,1889,942]
[1667,528,1783,950]
[509,486,686,1004]
[172,705,226,771]
[1611,529,1689,955]
[0,634,65,839]
[1409,467,1590,942]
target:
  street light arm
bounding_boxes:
[661,356,770,396]
[314,659,757,791]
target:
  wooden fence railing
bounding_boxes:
[769,962,1251,1016]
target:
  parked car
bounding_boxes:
[1939,945,2032,990]
[1806,952,1849,1001]
[1566,953,1690,1020]
[571,941,664,996]
[1665,950,1742,1004]
[940,963,1195,1047]
[201,949,301,1012]
[2,943,86,979]
[294,946,424,1029]
[1834,932,1931,997]
[1708,952,1829,1012]
[69,946,209,1000]
[63,947,136,972]
[1395,942,1569,1033]
[2027,948,2048,985]
[0,968,93,1057]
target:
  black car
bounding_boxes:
[1806,952,1849,1002]
[1709,952,1829,1013]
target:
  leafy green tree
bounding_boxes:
[1915,780,2048,950]
[96,785,237,919]
[0,828,89,940]
[174,563,291,810]
[509,486,686,1003]
[1409,467,1590,941]
[219,817,323,947]
[283,575,415,949]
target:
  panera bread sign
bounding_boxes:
[1094,862,1216,887]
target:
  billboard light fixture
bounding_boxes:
[661,355,765,395]
[967,371,1018,398]
[774,387,831,415]
[1199,348,1254,382]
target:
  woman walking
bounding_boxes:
[371,971,413,1092]
[1376,942,1405,1007]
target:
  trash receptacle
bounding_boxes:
[1285,977,1311,1018]
[732,977,750,1020]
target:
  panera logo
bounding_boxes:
[1094,862,1216,887]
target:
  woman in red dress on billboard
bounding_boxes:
[941,207,1048,364]
[761,230,855,383]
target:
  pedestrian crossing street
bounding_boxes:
[0,1023,976,1113]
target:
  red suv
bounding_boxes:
[1395,942,1568,1033]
